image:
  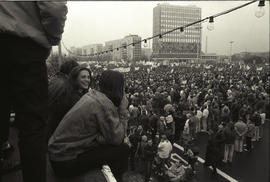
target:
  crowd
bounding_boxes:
[44,60,267,182]
[0,2,269,182]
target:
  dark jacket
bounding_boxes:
[46,66,90,141]
[223,123,235,144]
[144,145,156,161]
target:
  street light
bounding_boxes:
[229,41,234,62]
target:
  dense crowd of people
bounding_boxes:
[49,59,267,182]
[2,57,269,182]
[1,2,267,182]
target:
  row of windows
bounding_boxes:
[160,7,201,14]
[160,14,200,19]
[160,19,200,24]
[158,39,200,43]
[160,26,201,33]
[161,30,201,37]
[161,11,200,17]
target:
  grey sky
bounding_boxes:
[60,1,269,55]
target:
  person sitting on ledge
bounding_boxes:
[48,70,130,182]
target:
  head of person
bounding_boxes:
[147,139,153,146]
[137,125,143,132]
[161,134,167,142]
[142,135,148,142]
[69,66,91,92]
[60,59,79,76]
[99,70,125,107]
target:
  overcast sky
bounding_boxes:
[60,1,269,55]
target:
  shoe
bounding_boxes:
[222,160,227,163]
[244,149,248,152]
[101,165,117,182]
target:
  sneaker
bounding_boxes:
[101,165,117,182]
[222,160,227,163]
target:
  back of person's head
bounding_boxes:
[161,134,167,141]
[99,70,124,107]
[60,59,79,75]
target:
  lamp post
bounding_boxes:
[58,41,63,67]
[229,41,234,62]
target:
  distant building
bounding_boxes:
[104,34,142,62]
[124,35,141,62]
[201,53,218,63]
[82,44,103,56]
[152,3,202,61]
[233,51,269,62]
[70,46,83,56]
[141,48,152,61]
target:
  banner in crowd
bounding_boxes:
[113,67,130,73]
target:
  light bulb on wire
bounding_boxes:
[255,0,265,18]
[207,16,214,31]
[180,27,185,37]
[143,39,148,47]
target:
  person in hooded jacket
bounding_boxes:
[48,70,129,182]
[46,66,91,141]
[48,59,79,102]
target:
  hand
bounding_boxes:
[124,136,131,148]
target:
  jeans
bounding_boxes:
[195,117,201,133]
[235,137,244,152]
[254,126,260,141]
[202,117,208,131]
[50,144,129,180]
[223,144,234,162]
[0,33,50,182]
[145,160,153,180]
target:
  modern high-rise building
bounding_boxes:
[152,3,202,61]
[124,35,141,62]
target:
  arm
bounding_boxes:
[234,126,241,136]
[36,1,68,45]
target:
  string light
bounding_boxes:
[207,16,214,31]
[62,0,258,57]
[255,0,265,18]
[143,39,148,48]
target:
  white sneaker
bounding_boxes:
[101,165,117,182]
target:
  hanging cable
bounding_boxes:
[63,0,258,57]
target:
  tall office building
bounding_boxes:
[152,3,202,61]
